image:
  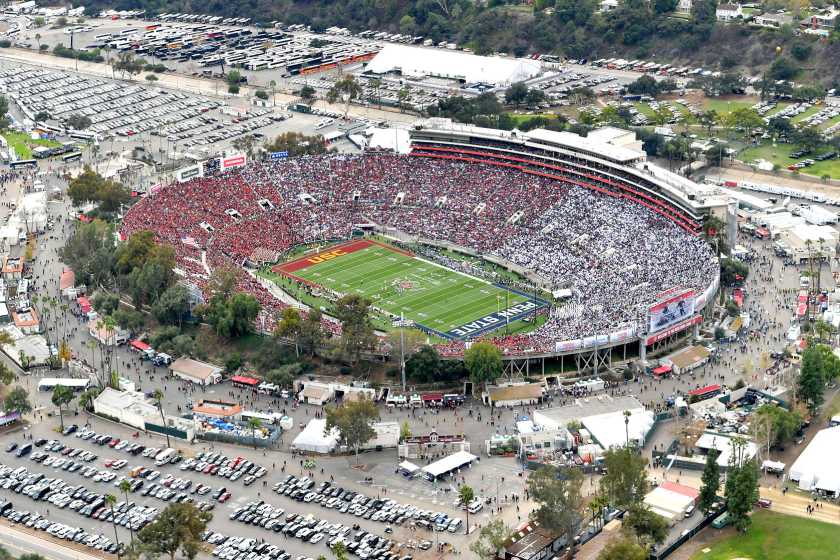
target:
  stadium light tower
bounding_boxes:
[394,312,414,391]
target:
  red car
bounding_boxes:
[61,447,74,456]
[203,464,216,474]
[92,507,107,519]
[109,439,121,448]
[218,492,231,502]
[230,457,243,467]
[190,484,203,494]
[105,459,116,467]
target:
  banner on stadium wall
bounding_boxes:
[647,289,696,334]
[645,316,701,345]
[150,183,163,194]
[596,334,609,345]
[696,293,706,309]
[221,155,247,171]
[555,339,582,352]
[610,328,634,342]
[583,336,597,348]
[176,165,203,183]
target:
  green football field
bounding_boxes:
[273,239,549,340]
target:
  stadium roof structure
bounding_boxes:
[366,45,541,86]
[523,128,646,164]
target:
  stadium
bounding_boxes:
[121,120,721,372]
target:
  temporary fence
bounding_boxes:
[649,505,728,560]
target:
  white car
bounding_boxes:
[93,471,109,482]
[147,471,161,481]
[310,533,324,544]
[44,456,56,466]
[114,475,127,487]
[112,460,127,469]
[115,441,130,451]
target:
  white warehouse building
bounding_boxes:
[365,45,541,86]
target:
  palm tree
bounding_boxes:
[152,390,170,448]
[623,410,632,447]
[269,80,276,106]
[89,339,100,387]
[331,541,347,559]
[61,303,69,342]
[119,479,134,540]
[105,494,120,543]
[34,33,41,50]
[245,417,263,449]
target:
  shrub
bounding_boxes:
[386,369,398,377]
[226,353,242,373]
[0,40,11,48]
[339,366,352,375]
[228,85,240,94]
[714,326,726,339]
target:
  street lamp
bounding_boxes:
[394,313,413,392]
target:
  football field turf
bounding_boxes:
[273,239,550,340]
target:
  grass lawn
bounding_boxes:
[738,141,840,179]
[633,103,656,118]
[703,99,765,115]
[824,390,840,426]
[261,239,549,340]
[690,511,840,560]
[509,113,561,124]
[667,12,692,18]
[4,132,62,160]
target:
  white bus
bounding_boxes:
[241,411,282,425]
[94,33,112,41]
[120,28,138,35]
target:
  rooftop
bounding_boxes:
[534,395,645,426]
[13,309,38,326]
[95,388,159,417]
[668,344,712,369]
[524,128,646,164]
[170,357,223,380]
[194,399,242,417]
[487,383,544,403]
[2,257,23,273]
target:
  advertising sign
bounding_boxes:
[221,155,246,170]
[555,339,582,352]
[647,289,696,333]
[176,165,202,183]
[150,183,163,194]
[404,429,464,444]
[645,316,701,345]
[270,151,289,159]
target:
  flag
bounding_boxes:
[708,229,716,236]
[180,234,196,246]
[735,274,743,280]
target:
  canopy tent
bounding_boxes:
[38,378,90,390]
[790,428,840,491]
[231,375,260,386]
[131,340,151,351]
[651,366,672,376]
[422,450,476,478]
[77,296,91,313]
[762,460,785,473]
[292,418,339,454]
[398,461,420,473]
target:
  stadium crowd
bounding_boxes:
[121,152,717,355]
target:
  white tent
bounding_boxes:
[292,418,339,454]
[422,450,476,478]
[695,434,757,467]
[369,128,411,154]
[790,428,840,494]
[366,44,540,87]
[398,461,420,473]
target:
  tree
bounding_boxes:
[34,34,42,50]
[505,81,528,106]
[399,15,417,35]
[138,503,212,560]
[33,16,45,27]
[464,341,503,384]
[406,345,442,383]
[720,259,748,284]
[94,292,120,315]
[67,113,93,130]
[152,284,190,327]
[769,56,796,81]
[299,308,326,357]
[255,90,268,100]
[330,541,347,559]
[52,385,76,431]
[596,536,648,560]
[226,70,243,90]
[468,520,512,558]
[600,446,648,509]
[267,363,302,388]
[207,292,262,339]
[400,421,412,440]
[458,486,475,534]
[5,386,33,416]
[724,437,760,535]
[145,74,159,86]
[624,502,669,547]
[113,51,145,82]
[245,417,263,449]
[276,307,303,356]
[529,465,585,541]
[105,494,120,543]
[54,16,68,28]
[332,294,377,364]
[799,346,826,408]
[326,75,363,119]
[627,75,661,96]
[300,85,316,100]
[323,394,379,463]
[152,389,171,448]
[698,448,720,515]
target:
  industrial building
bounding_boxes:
[94,388,160,430]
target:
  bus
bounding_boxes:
[10,159,36,169]
[0,152,8,165]
[69,131,96,143]
[36,121,64,136]
[120,28,138,35]
[94,33,112,41]
[687,385,722,402]
[146,24,161,31]
[62,152,83,163]
[241,411,282,425]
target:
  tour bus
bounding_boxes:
[62,152,83,163]
[6,29,19,36]
[94,33,112,41]
[120,28,138,35]
[10,159,36,169]
[69,131,96,143]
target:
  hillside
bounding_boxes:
[93,0,839,87]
